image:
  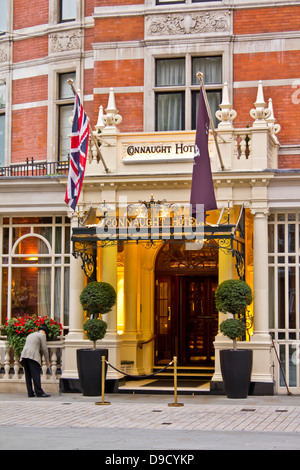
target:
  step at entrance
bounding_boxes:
[118,365,214,395]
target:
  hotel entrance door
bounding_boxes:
[155,275,218,366]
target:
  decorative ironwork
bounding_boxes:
[72,242,96,280]
[0,157,69,177]
[71,199,246,280]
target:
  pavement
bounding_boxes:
[1,390,300,453]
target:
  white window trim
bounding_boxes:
[49,0,83,26]
[144,44,232,132]
[48,64,82,162]
[0,216,71,330]
[268,211,300,393]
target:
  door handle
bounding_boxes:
[168,306,171,321]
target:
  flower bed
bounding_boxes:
[0,316,62,359]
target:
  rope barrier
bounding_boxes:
[105,359,174,379]
[95,356,184,407]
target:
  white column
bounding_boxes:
[67,213,85,339]
[124,244,138,338]
[102,245,118,334]
[251,209,270,341]
[211,245,235,384]
[101,244,121,379]
[250,208,273,386]
[139,246,157,374]
[121,244,143,374]
[62,212,86,379]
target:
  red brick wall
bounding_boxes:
[12,76,48,106]
[95,59,144,88]
[233,4,300,167]
[13,37,48,63]
[11,108,48,162]
[234,5,300,35]
[85,28,94,51]
[94,92,144,132]
[13,0,48,29]
[279,155,300,169]
[234,51,300,82]
[85,0,95,16]
[94,16,144,42]
[233,85,299,147]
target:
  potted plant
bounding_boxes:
[215,279,253,398]
[77,281,116,396]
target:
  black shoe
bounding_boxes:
[28,393,35,397]
[37,393,51,397]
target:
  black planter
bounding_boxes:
[220,349,253,399]
[77,348,108,396]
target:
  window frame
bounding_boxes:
[56,72,76,162]
[0,216,71,331]
[154,55,223,132]
[155,91,185,131]
[59,0,77,23]
[0,0,8,34]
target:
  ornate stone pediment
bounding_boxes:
[49,29,81,54]
[146,10,231,37]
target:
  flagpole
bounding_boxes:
[196,72,225,171]
[67,78,109,173]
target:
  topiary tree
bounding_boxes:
[83,317,107,350]
[80,281,116,319]
[215,279,252,350]
[80,281,116,349]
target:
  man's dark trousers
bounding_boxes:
[22,358,44,397]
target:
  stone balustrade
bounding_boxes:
[0,338,64,392]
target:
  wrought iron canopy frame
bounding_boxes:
[71,204,246,280]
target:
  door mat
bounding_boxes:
[141,379,209,388]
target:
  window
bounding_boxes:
[0,83,5,167]
[268,212,300,391]
[60,0,77,22]
[191,56,222,129]
[57,72,75,162]
[0,0,7,33]
[155,58,185,131]
[155,56,222,131]
[0,216,71,330]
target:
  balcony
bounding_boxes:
[0,158,69,178]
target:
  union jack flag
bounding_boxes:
[65,93,89,211]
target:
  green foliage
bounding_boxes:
[215,279,252,317]
[83,318,107,349]
[80,281,116,318]
[220,318,246,341]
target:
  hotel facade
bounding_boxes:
[0,0,300,395]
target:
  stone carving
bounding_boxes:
[49,30,81,53]
[147,11,230,37]
[0,43,9,62]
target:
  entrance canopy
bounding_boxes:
[71,199,245,280]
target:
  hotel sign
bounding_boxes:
[122,142,197,162]
[72,201,205,249]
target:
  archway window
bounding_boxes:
[0,216,71,332]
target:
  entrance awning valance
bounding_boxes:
[71,201,245,280]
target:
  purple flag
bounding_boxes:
[190,88,217,218]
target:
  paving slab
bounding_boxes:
[1,392,300,451]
